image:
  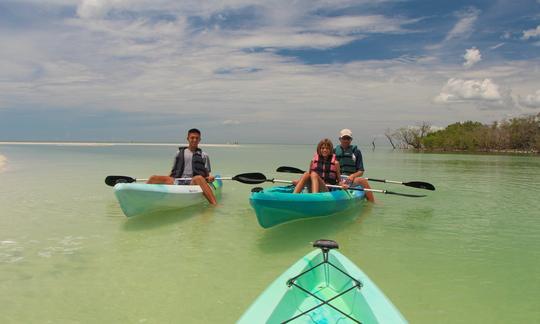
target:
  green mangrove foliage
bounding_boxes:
[392,113,540,153]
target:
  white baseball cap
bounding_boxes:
[339,128,353,138]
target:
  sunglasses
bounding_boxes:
[340,136,352,140]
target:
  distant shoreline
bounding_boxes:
[408,148,539,155]
[0,141,241,147]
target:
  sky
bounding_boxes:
[0,0,539,144]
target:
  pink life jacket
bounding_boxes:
[310,153,338,184]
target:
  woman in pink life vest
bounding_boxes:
[293,138,346,193]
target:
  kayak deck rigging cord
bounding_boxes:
[282,240,363,324]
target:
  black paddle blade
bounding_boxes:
[232,172,267,184]
[276,166,305,174]
[404,181,436,191]
[105,175,136,187]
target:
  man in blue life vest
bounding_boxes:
[334,129,375,202]
[147,128,217,205]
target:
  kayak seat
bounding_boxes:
[251,187,264,193]
[313,239,339,251]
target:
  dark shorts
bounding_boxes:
[174,179,192,185]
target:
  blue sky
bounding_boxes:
[0,0,539,144]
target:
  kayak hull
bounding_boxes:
[249,186,365,228]
[113,178,222,217]
[238,248,408,324]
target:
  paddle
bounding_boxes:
[276,166,435,191]
[246,173,427,198]
[104,172,267,187]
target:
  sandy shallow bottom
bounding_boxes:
[0,154,6,172]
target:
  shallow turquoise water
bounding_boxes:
[1,143,539,323]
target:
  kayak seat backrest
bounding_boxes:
[251,187,264,193]
[313,239,339,251]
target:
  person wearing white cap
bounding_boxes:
[334,129,375,202]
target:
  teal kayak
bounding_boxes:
[113,177,222,217]
[238,240,408,324]
[249,186,365,228]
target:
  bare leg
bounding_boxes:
[293,172,311,193]
[353,177,375,202]
[318,177,329,192]
[310,172,318,193]
[310,173,329,193]
[147,175,174,184]
[191,175,217,205]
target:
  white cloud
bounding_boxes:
[444,7,480,42]
[501,31,511,39]
[425,7,480,50]
[519,90,540,108]
[197,13,414,50]
[522,25,540,40]
[201,30,359,50]
[434,78,503,103]
[463,47,481,68]
[313,15,409,34]
[77,0,111,19]
[1,0,538,142]
[489,43,505,50]
[72,0,414,50]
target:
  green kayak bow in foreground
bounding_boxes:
[238,239,408,324]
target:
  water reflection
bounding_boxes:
[256,204,372,254]
[122,205,216,231]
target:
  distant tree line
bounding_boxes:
[388,113,540,153]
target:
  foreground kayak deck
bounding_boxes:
[238,240,407,324]
[250,186,365,228]
[113,177,222,217]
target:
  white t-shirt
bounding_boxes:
[180,149,211,178]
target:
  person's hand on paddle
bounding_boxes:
[206,175,215,183]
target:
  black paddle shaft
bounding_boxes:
[276,166,435,191]
[105,172,267,187]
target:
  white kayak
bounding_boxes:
[113,178,222,217]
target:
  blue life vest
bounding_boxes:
[334,145,358,175]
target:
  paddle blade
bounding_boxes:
[232,172,267,184]
[276,166,305,174]
[105,175,136,186]
[404,181,436,191]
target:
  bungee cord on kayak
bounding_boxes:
[238,239,408,323]
[282,240,363,323]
